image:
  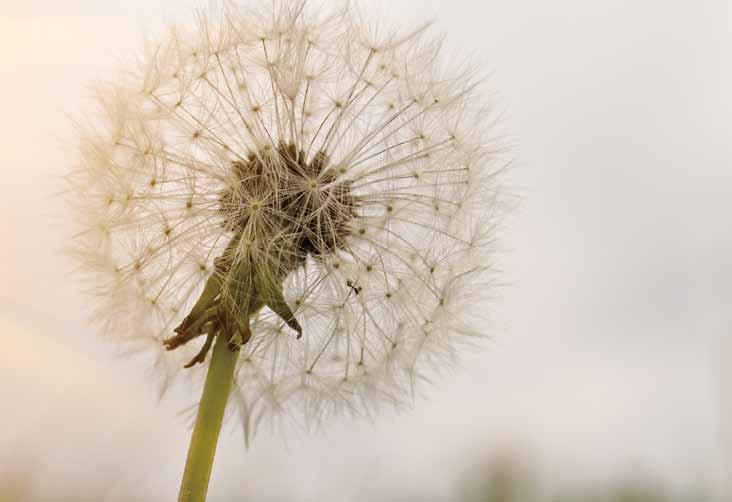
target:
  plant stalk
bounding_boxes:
[178,331,240,502]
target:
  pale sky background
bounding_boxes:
[0,1,730,500]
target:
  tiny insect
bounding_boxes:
[346,279,363,296]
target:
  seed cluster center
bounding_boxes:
[219,142,356,265]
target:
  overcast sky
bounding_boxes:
[1,1,730,500]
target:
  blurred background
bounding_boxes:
[1,0,730,500]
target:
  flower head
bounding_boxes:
[69,0,505,441]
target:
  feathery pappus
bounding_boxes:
[68,0,507,442]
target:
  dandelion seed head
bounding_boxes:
[68,0,507,441]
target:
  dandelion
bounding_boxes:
[68,1,506,499]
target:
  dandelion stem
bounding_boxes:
[178,330,241,502]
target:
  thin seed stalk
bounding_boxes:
[178,330,241,502]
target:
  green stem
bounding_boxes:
[178,332,239,502]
